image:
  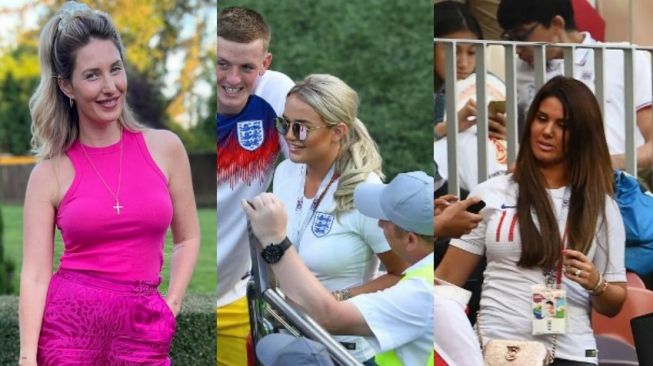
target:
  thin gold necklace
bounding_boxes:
[80,128,124,215]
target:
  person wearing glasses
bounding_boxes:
[216,7,294,366]
[498,0,653,172]
[271,74,409,365]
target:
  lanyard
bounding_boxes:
[291,164,339,247]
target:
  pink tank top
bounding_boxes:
[57,129,173,282]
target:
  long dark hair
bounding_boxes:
[434,1,483,91]
[497,0,577,32]
[513,76,613,268]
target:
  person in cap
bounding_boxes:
[242,171,434,366]
[256,333,335,366]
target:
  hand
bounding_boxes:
[563,249,600,290]
[241,193,288,246]
[434,194,459,216]
[457,99,477,133]
[488,112,507,140]
[164,297,181,317]
[434,197,483,238]
[18,357,37,366]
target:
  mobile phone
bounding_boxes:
[466,200,486,214]
[488,100,506,115]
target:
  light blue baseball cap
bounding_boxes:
[354,171,433,236]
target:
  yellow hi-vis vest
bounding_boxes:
[374,262,434,366]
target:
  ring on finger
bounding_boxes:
[574,269,582,277]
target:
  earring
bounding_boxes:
[69,97,74,108]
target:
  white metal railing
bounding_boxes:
[246,222,362,366]
[435,38,653,195]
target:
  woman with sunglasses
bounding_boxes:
[272,74,409,365]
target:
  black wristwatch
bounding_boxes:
[261,237,292,264]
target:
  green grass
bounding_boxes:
[1,204,215,295]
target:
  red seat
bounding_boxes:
[572,0,605,41]
[592,287,653,347]
[626,271,646,289]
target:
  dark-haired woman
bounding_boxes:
[436,76,627,365]
[433,0,507,192]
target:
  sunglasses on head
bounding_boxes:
[275,116,328,141]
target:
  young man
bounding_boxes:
[497,0,653,171]
[217,7,294,365]
[243,172,434,365]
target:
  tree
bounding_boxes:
[0,71,37,155]
[0,0,217,156]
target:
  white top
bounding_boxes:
[450,174,626,364]
[216,70,294,307]
[434,284,484,366]
[349,253,435,366]
[516,32,652,155]
[434,72,508,191]
[273,159,391,361]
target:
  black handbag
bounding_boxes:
[631,311,653,365]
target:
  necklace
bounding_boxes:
[292,164,339,246]
[80,128,124,215]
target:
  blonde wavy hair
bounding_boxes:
[29,1,142,160]
[288,74,384,217]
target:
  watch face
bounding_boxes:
[262,244,284,264]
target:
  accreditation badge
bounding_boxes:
[531,284,567,335]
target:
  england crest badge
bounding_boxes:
[237,120,264,151]
[312,212,334,237]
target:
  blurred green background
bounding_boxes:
[219,0,434,180]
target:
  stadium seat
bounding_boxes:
[595,334,638,366]
[592,287,653,347]
[626,271,646,289]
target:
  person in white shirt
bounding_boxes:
[243,171,435,366]
[434,195,484,366]
[272,74,408,364]
[436,76,627,365]
[497,0,653,171]
[216,7,294,365]
[434,1,508,192]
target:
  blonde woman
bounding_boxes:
[19,2,199,365]
[272,74,409,365]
